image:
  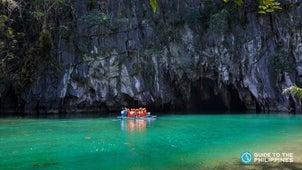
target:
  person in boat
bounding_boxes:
[127,108,135,118]
[121,107,127,117]
[121,107,149,118]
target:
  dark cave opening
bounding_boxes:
[121,93,141,108]
[188,78,246,113]
[227,85,247,112]
[0,86,20,115]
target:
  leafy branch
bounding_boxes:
[223,0,282,14]
[150,0,282,14]
[258,0,282,14]
[282,85,302,101]
[149,0,157,13]
[223,0,243,6]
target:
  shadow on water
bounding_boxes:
[32,162,58,168]
[0,111,114,119]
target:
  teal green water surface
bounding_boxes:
[0,114,302,169]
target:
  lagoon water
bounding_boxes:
[1,114,302,169]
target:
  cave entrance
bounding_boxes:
[227,84,247,112]
[0,85,19,116]
[188,78,246,113]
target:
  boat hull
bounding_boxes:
[117,115,157,120]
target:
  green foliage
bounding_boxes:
[270,50,296,73]
[81,9,109,27]
[0,0,73,90]
[0,15,14,47]
[258,0,282,14]
[143,48,160,57]
[0,0,19,10]
[224,0,282,14]
[208,9,229,33]
[197,0,216,30]
[81,9,129,31]
[224,0,243,6]
[184,9,202,25]
[150,0,157,13]
[31,11,46,21]
[39,30,53,58]
[197,0,247,32]
[32,0,66,6]
[282,85,302,101]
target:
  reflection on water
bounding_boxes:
[120,119,155,132]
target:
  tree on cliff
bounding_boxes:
[0,0,72,87]
[283,85,302,101]
[0,0,74,110]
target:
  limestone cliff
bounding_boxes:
[2,0,302,115]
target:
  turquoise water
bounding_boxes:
[0,114,302,169]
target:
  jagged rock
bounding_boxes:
[2,0,302,115]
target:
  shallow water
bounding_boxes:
[0,114,302,169]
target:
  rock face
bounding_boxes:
[2,0,302,115]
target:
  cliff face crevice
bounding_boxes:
[1,0,302,115]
